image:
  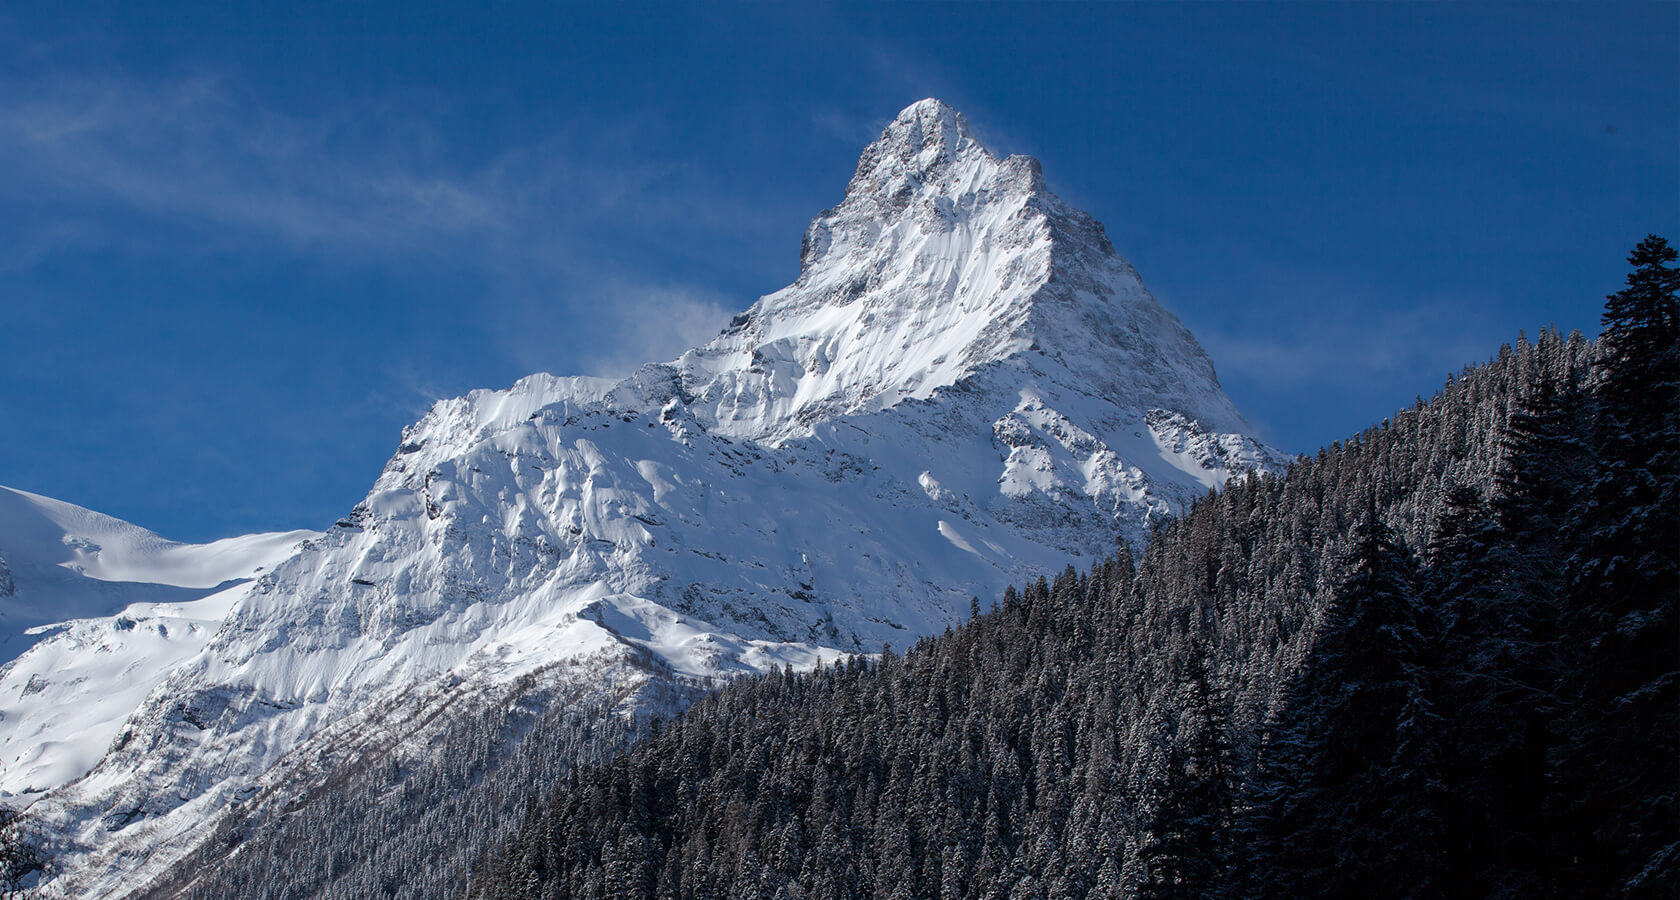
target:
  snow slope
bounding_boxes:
[0,486,316,802]
[23,100,1289,898]
[0,486,313,648]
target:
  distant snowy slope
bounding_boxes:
[25,100,1289,899]
[0,485,314,645]
[0,588,246,804]
[0,485,316,802]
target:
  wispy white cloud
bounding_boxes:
[573,283,735,378]
[1196,292,1501,393]
[7,77,439,249]
[1178,275,1510,450]
[810,108,890,149]
[0,69,760,385]
[0,73,691,259]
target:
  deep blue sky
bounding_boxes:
[2,3,1674,542]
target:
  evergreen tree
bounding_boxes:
[1597,235,1680,436]
[1237,509,1444,900]
[1553,235,1680,898]
[1137,650,1233,900]
[1424,485,1554,898]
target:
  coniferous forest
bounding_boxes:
[457,237,1676,900]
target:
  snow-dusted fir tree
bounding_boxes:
[1552,235,1679,898]
[1236,508,1444,900]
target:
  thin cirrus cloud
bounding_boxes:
[1,75,497,253]
[0,72,691,269]
[1185,283,1511,450]
[0,70,748,375]
[1199,297,1500,390]
[575,284,739,379]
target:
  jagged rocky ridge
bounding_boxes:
[15,100,1285,898]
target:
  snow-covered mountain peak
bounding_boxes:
[629,98,1250,444]
[841,98,997,202]
[19,101,1289,899]
[802,98,1030,285]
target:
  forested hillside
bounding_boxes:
[463,238,1676,900]
[131,652,700,900]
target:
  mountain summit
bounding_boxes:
[640,98,1250,442]
[15,100,1285,898]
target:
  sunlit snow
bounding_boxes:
[9,99,1288,899]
